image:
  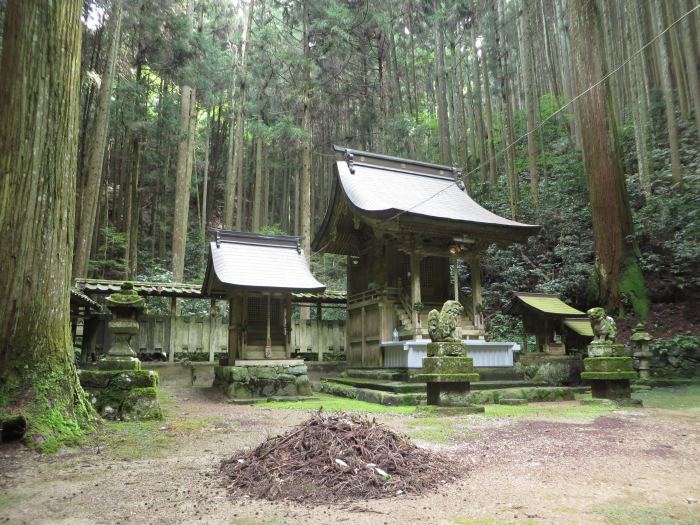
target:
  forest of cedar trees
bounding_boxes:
[0,1,699,441]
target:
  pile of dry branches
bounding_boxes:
[220,412,458,503]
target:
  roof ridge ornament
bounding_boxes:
[215,229,221,248]
[344,149,355,174]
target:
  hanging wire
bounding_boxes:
[380,3,700,224]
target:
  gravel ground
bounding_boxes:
[1,386,699,525]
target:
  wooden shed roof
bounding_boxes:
[203,230,325,296]
[510,293,586,317]
[564,318,594,337]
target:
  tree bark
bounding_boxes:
[522,0,539,204]
[435,18,452,166]
[73,1,122,278]
[0,0,94,446]
[300,0,312,320]
[680,5,700,144]
[171,0,197,282]
[569,0,648,317]
[652,0,683,188]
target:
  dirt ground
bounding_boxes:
[1,386,699,525]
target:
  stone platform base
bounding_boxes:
[214,360,312,401]
[78,369,162,421]
[582,356,637,400]
[415,405,485,416]
[581,397,643,407]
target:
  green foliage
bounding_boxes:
[514,362,570,386]
[90,225,127,279]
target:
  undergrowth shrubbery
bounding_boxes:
[514,362,570,386]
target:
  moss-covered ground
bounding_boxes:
[633,384,700,411]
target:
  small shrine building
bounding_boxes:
[508,292,593,354]
[312,147,540,367]
[202,230,325,362]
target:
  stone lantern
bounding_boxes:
[78,282,162,420]
[99,281,145,370]
[631,323,653,380]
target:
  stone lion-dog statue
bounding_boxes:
[427,300,464,343]
[587,307,617,343]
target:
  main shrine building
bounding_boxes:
[313,147,540,367]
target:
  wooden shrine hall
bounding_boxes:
[312,146,540,367]
[202,230,325,362]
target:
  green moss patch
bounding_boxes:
[412,373,481,383]
[581,371,637,380]
[583,357,634,373]
[422,357,474,374]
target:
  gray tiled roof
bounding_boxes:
[337,160,538,230]
[204,231,326,295]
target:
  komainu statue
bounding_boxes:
[427,300,464,342]
[587,307,617,343]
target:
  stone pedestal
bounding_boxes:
[213,359,313,403]
[412,342,481,408]
[631,324,653,380]
[79,282,162,420]
[581,353,637,401]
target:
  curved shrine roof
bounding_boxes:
[313,147,540,252]
[203,230,325,296]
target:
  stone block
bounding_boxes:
[121,388,163,421]
[110,370,158,389]
[412,373,480,383]
[427,341,467,357]
[584,357,634,373]
[421,357,474,374]
[227,382,253,400]
[581,371,637,380]
[249,366,278,380]
[589,379,632,400]
[276,374,297,382]
[587,342,626,358]
[98,357,141,371]
[287,365,308,376]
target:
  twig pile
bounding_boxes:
[220,412,458,503]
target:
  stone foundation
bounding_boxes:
[214,360,312,401]
[581,353,638,401]
[79,368,162,421]
[414,344,481,407]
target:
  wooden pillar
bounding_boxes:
[409,253,422,339]
[208,299,216,363]
[227,294,242,363]
[470,256,483,331]
[452,256,460,301]
[316,300,322,321]
[168,296,177,362]
[264,293,272,358]
[284,295,292,358]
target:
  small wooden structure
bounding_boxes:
[313,147,539,367]
[202,230,325,362]
[508,293,591,354]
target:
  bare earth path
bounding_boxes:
[1,386,699,525]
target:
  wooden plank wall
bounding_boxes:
[293,319,346,360]
[87,315,346,363]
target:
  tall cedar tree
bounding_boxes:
[569,0,649,317]
[0,0,94,446]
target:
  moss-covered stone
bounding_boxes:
[413,373,480,383]
[584,357,634,373]
[581,371,638,380]
[427,341,467,357]
[587,342,626,358]
[421,357,474,374]
[120,388,162,421]
[98,357,141,371]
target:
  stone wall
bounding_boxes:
[647,335,700,378]
[213,361,312,401]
